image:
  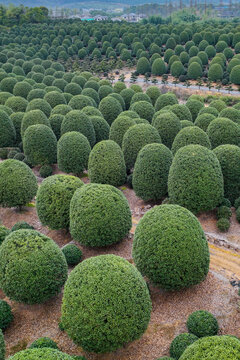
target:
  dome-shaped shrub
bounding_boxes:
[0,330,5,360]
[23,124,57,166]
[0,300,13,330]
[171,61,184,77]
[170,104,192,121]
[168,145,224,214]
[130,101,155,123]
[171,126,211,155]
[136,57,151,74]
[186,310,219,338]
[187,62,202,80]
[179,335,240,360]
[89,116,110,143]
[68,95,93,110]
[70,184,131,247]
[36,174,83,230]
[64,83,82,95]
[61,254,151,353]
[57,132,91,175]
[186,99,204,121]
[49,114,64,140]
[0,159,37,207]
[208,64,223,82]
[198,106,219,117]
[62,244,82,266]
[10,112,24,144]
[155,93,178,111]
[0,110,16,147]
[26,98,52,117]
[133,143,173,201]
[0,226,10,245]
[29,337,58,350]
[194,113,216,132]
[88,140,126,187]
[0,77,17,93]
[213,145,240,204]
[109,116,136,147]
[11,221,34,232]
[8,348,73,360]
[219,108,240,125]
[21,109,50,138]
[132,204,210,290]
[5,96,28,113]
[99,96,122,125]
[152,58,166,76]
[207,118,240,148]
[0,229,68,304]
[146,86,161,106]
[98,85,113,100]
[44,91,66,108]
[82,88,100,106]
[210,99,226,112]
[27,88,46,102]
[51,104,72,116]
[122,124,162,171]
[152,112,181,148]
[170,333,199,360]
[230,65,240,85]
[81,106,102,117]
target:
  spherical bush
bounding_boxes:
[89,116,110,143]
[210,99,227,112]
[88,140,126,187]
[132,204,210,290]
[8,348,73,360]
[179,335,240,360]
[68,95,93,110]
[62,244,82,266]
[152,112,181,149]
[0,159,37,208]
[207,118,240,148]
[217,218,230,232]
[133,143,173,201]
[120,88,135,110]
[170,333,199,360]
[49,114,64,140]
[168,145,224,214]
[0,300,13,331]
[187,62,202,80]
[146,86,161,106]
[194,113,216,132]
[26,99,52,117]
[23,124,57,166]
[27,88,46,102]
[64,83,82,95]
[29,337,58,349]
[130,100,155,123]
[99,96,122,125]
[51,104,72,116]
[186,310,219,338]
[36,174,83,230]
[5,96,28,113]
[186,99,204,121]
[70,184,132,247]
[0,225,10,246]
[57,132,91,175]
[11,221,34,232]
[0,330,5,360]
[171,127,211,155]
[170,104,192,121]
[219,108,240,125]
[98,85,113,100]
[155,93,178,111]
[198,106,219,117]
[0,229,68,304]
[44,91,66,108]
[217,206,232,220]
[109,116,136,147]
[0,110,16,147]
[61,254,151,353]
[122,124,162,171]
[21,109,50,138]
[39,164,53,178]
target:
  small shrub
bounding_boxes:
[21,109,50,138]
[0,300,13,330]
[0,330,5,360]
[11,221,34,232]
[217,218,230,232]
[62,244,82,266]
[39,165,53,178]
[109,116,136,147]
[170,333,198,360]
[186,99,204,121]
[217,206,232,220]
[89,116,110,143]
[26,99,52,117]
[130,101,155,123]
[186,310,219,337]
[194,113,216,132]
[29,337,58,350]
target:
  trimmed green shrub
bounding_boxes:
[36,174,83,230]
[23,124,57,166]
[89,116,110,143]
[217,218,230,232]
[170,104,192,121]
[155,93,178,111]
[58,132,91,175]
[0,77,17,93]
[21,109,50,138]
[62,244,82,266]
[81,106,102,117]
[68,95,93,110]
[122,123,162,171]
[61,254,151,352]
[29,337,58,349]
[187,62,202,80]
[230,65,240,85]
[146,86,161,106]
[198,106,219,117]
[0,330,5,360]
[0,104,13,116]
[132,204,210,290]
[51,104,72,116]
[0,225,10,246]
[88,140,126,187]
[109,116,136,147]
[5,96,28,113]
[195,113,216,132]
[210,99,227,112]
[44,91,66,108]
[186,310,219,338]
[217,205,232,220]
[70,184,131,247]
[186,99,204,121]
[109,93,125,110]
[113,81,126,94]
[130,100,155,123]
[207,118,240,148]
[0,159,37,208]
[8,348,73,360]
[10,112,24,144]
[27,89,46,102]
[171,61,184,77]
[130,93,151,106]
[219,108,240,125]
[172,127,211,155]
[99,96,122,125]
[151,58,166,76]
[26,98,52,117]
[136,57,151,74]
[0,92,13,105]
[0,300,13,330]
[0,229,68,304]
[208,64,223,81]
[82,88,100,106]
[49,114,64,140]
[13,81,32,99]
[133,143,172,201]
[120,88,135,110]
[13,152,24,161]
[152,112,181,148]
[98,85,113,100]
[180,120,195,128]
[39,164,53,178]
[179,335,240,360]
[11,221,34,232]
[168,145,224,214]
[0,110,16,147]
[64,83,82,96]
[170,333,199,360]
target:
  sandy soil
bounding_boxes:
[0,167,240,360]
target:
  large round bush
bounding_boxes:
[89,116,110,143]
[21,109,50,137]
[44,91,66,108]
[171,127,211,155]
[186,310,219,338]
[36,174,83,230]
[109,116,136,147]
[0,110,16,147]
[152,112,181,149]
[99,96,122,125]
[170,333,199,360]
[207,118,240,148]
[61,254,151,353]
[70,184,132,247]
[130,100,155,123]
[8,348,73,360]
[155,93,178,111]
[168,145,224,214]
[132,143,173,201]
[88,140,126,187]
[194,113,216,132]
[0,229,68,304]
[5,96,28,113]
[132,204,210,290]
[26,98,52,117]
[0,159,37,208]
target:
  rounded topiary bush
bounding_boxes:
[0,225,10,246]
[36,174,83,230]
[186,99,204,121]
[109,116,136,147]
[0,229,68,304]
[61,254,151,353]
[29,337,58,349]
[132,204,210,290]
[44,91,66,108]
[217,206,232,220]
[99,96,122,125]
[171,127,211,155]
[68,95,93,110]
[23,124,57,166]
[187,62,202,80]
[170,104,192,122]
[170,333,199,360]
[5,96,28,113]
[179,335,240,360]
[26,99,52,117]
[217,218,230,232]
[0,159,37,208]
[88,140,126,187]
[0,110,16,147]
[0,300,13,330]
[194,113,216,132]
[152,112,181,149]
[39,164,53,178]
[57,132,91,175]
[207,118,240,148]
[8,348,73,360]
[186,310,219,338]
[21,109,50,138]
[122,124,161,171]
[0,330,5,360]
[168,145,224,214]
[11,221,34,232]
[155,93,178,111]
[219,108,240,125]
[130,100,155,123]
[198,106,219,117]
[132,143,173,201]
[62,244,82,266]
[70,184,132,247]
[89,116,110,143]
[49,114,64,140]
[210,100,226,112]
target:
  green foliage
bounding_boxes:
[152,112,181,149]
[210,100,227,112]
[217,206,232,220]
[0,159,37,208]
[8,348,73,360]
[130,100,155,123]
[219,108,240,125]
[0,110,16,147]
[99,96,122,125]
[208,64,223,82]
[88,140,126,187]
[29,337,58,350]
[0,229,68,304]
[36,174,83,230]
[146,86,161,106]
[39,164,53,178]
[186,310,219,338]
[61,254,151,353]
[26,98,52,117]
[70,184,131,247]
[0,300,13,331]
[44,91,66,108]
[136,57,151,75]
[68,95,93,110]
[236,207,240,223]
[171,61,184,77]
[0,225,10,246]
[49,114,65,140]
[171,127,211,155]
[62,244,82,266]
[109,116,136,147]
[187,62,202,80]
[89,116,110,143]
[217,218,230,232]
[186,99,204,121]
[194,113,216,132]
[207,118,240,148]
[151,58,166,76]
[0,330,5,360]
[5,96,28,113]
[155,93,178,111]
[11,221,34,232]
[170,104,192,121]
[132,204,209,290]
[21,109,50,138]
[168,145,224,214]
[120,88,135,110]
[230,65,240,85]
[170,333,199,360]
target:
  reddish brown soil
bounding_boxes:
[0,166,240,360]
